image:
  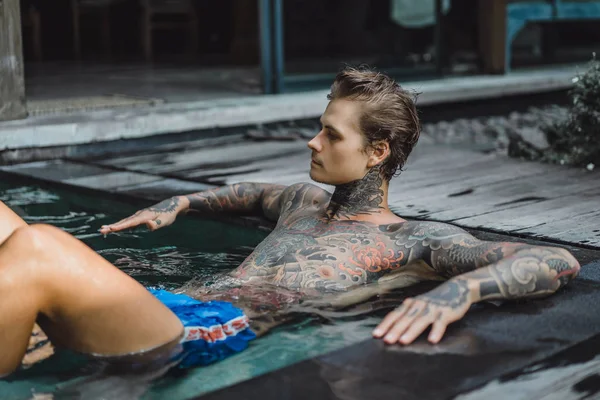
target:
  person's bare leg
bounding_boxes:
[0,201,56,367]
[0,201,27,245]
[0,224,184,377]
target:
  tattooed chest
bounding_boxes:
[231,218,408,290]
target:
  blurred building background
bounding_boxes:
[1,0,600,122]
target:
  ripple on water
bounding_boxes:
[97,246,243,288]
[0,186,60,206]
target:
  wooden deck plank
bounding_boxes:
[392,155,519,188]
[189,152,310,182]
[454,187,600,232]
[515,210,600,237]
[389,163,552,204]
[550,229,600,247]
[397,166,599,219]
[99,140,309,175]
[550,229,600,246]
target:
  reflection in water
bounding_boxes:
[456,353,600,400]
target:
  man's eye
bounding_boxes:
[327,132,338,140]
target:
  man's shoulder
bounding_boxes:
[282,182,331,206]
[383,220,471,238]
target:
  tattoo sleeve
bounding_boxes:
[185,183,287,221]
[413,223,580,302]
[466,247,581,302]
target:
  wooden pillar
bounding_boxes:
[0,0,27,121]
[478,0,508,74]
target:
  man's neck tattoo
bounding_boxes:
[325,165,385,220]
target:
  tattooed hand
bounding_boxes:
[372,279,473,345]
[100,196,186,234]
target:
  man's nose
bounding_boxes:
[307,132,322,152]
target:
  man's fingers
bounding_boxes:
[146,220,160,231]
[398,312,438,345]
[381,303,423,344]
[373,299,413,338]
[100,215,145,234]
[428,319,448,344]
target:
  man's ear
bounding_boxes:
[367,141,390,168]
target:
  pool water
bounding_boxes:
[0,182,380,400]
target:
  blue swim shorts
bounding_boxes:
[148,288,256,369]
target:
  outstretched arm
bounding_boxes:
[374,224,580,345]
[100,182,297,234]
[183,182,288,221]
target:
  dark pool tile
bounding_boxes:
[0,160,112,182]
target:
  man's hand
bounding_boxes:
[99,196,188,235]
[372,279,474,345]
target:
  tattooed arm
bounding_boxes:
[100,183,326,233]
[183,183,287,220]
[185,182,329,221]
[374,223,580,345]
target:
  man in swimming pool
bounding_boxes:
[1,67,580,376]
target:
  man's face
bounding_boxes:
[307,99,371,186]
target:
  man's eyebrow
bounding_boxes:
[328,125,344,135]
[319,119,341,134]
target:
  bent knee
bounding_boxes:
[7,224,57,253]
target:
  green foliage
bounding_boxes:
[541,57,600,167]
[508,56,600,168]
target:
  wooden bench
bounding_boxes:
[478,0,600,74]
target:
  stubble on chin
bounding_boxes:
[309,169,328,185]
